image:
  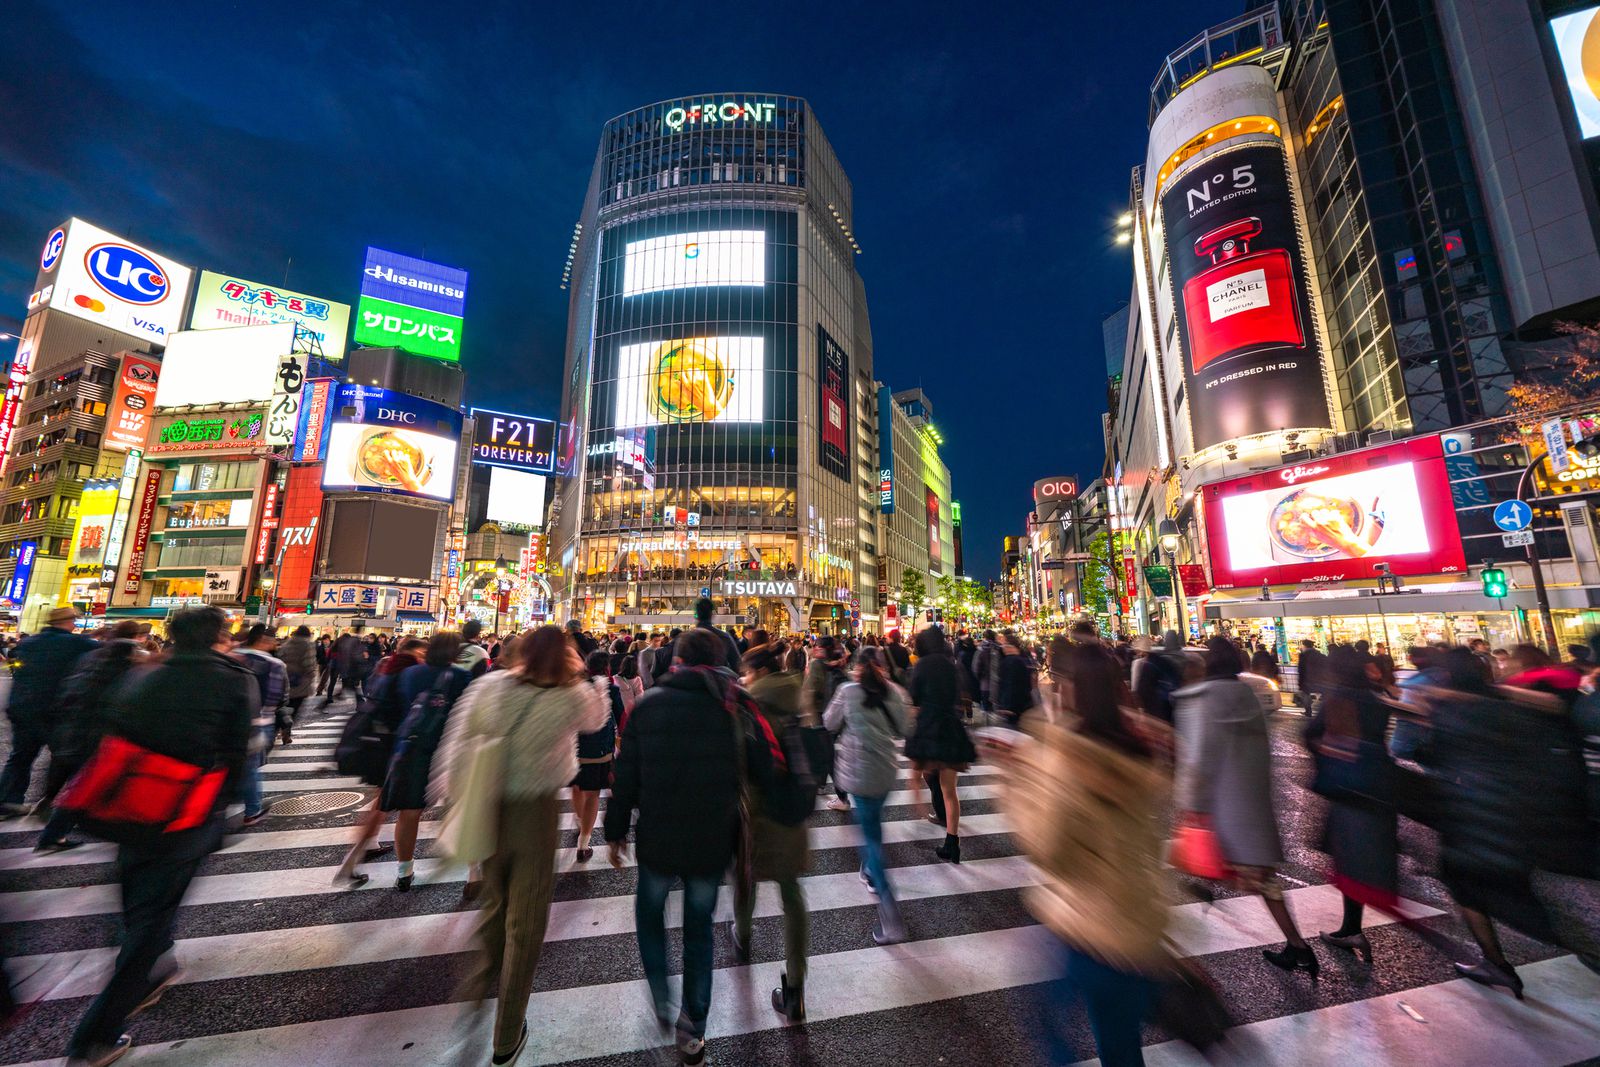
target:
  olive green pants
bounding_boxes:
[733,875,809,987]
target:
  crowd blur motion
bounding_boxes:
[0,596,1595,1067]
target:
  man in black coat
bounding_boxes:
[1,606,96,814]
[606,628,777,1066]
[65,605,255,1066]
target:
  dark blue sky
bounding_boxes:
[2,0,1235,579]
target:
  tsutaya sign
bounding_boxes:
[719,579,798,597]
[663,100,776,132]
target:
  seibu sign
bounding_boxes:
[719,579,798,597]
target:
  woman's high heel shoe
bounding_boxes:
[1455,960,1524,999]
[1263,943,1319,977]
[1319,930,1373,963]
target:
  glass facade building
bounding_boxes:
[551,96,876,632]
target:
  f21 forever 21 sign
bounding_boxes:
[1161,141,1331,451]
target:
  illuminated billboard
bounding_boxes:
[1160,142,1331,450]
[28,218,193,343]
[1554,6,1600,138]
[104,354,160,452]
[486,467,547,528]
[470,408,557,473]
[68,482,119,571]
[623,230,765,296]
[154,322,297,408]
[189,270,350,361]
[354,247,467,362]
[322,385,461,502]
[614,337,763,427]
[818,325,849,480]
[1202,435,1465,588]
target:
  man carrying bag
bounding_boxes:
[60,606,255,1067]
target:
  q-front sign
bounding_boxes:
[719,579,798,597]
[663,100,776,133]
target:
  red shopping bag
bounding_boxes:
[1170,813,1234,881]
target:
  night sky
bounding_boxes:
[2,0,1236,580]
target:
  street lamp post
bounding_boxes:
[493,555,509,637]
[1158,518,1185,642]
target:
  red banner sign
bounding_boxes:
[275,466,324,604]
[105,354,160,452]
[1122,556,1137,597]
[122,469,163,594]
[1177,564,1210,598]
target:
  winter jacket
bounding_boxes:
[824,680,909,797]
[454,642,490,678]
[1174,677,1283,867]
[800,656,849,725]
[578,677,622,762]
[994,652,1036,715]
[332,634,368,681]
[7,627,97,725]
[972,639,1001,697]
[615,674,644,713]
[604,667,778,878]
[747,669,809,881]
[434,671,606,802]
[49,639,144,766]
[1002,717,1171,971]
[906,652,976,766]
[277,635,318,699]
[104,649,255,808]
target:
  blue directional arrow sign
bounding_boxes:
[1493,499,1532,532]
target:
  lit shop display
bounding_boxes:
[613,337,764,426]
[1202,435,1466,588]
[1160,142,1331,449]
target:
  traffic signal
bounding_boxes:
[1481,566,1508,598]
[746,560,761,572]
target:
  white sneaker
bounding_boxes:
[825,796,850,812]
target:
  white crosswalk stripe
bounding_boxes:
[2,703,1597,1067]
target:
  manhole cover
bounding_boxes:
[268,790,368,817]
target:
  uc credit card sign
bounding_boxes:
[354,247,467,362]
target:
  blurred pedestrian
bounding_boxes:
[332,637,426,886]
[235,625,288,827]
[998,640,1171,1067]
[63,606,253,1067]
[572,650,622,863]
[437,626,605,1065]
[825,646,911,945]
[276,625,317,744]
[1175,637,1316,976]
[605,628,777,1066]
[1296,639,1325,714]
[1,606,96,816]
[906,626,975,863]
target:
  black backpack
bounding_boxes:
[764,718,829,826]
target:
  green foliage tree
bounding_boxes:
[1084,529,1113,617]
[900,567,927,622]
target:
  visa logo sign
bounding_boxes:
[86,243,169,305]
[130,317,167,337]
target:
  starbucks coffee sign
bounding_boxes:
[719,579,798,597]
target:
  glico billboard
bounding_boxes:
[1201,435,1465,589]
[1160,142,1330,451]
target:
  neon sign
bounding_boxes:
[663,100,776,133]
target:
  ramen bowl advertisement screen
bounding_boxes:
[1202,435,1464,588]
[614,337,763,427]
[322,385,461,502]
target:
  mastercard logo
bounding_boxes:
[74,294,106,313]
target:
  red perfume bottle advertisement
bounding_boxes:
[1182,217,1304,371]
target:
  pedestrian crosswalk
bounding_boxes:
[1,698,1597,1066]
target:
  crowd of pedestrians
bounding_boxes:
[0,602,1596,1065]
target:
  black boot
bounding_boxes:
[771,974,805,1021]
[935,833,961,864]
[1262,943,1319,977]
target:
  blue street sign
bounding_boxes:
[700,586,710,599]
[1493,499,1532,532]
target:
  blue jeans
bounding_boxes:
[1037,939,1153,1067]
[850,793,902,930]
[240,725,275,818]
[636,864,720,1039]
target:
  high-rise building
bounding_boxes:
[550,96,877,634]
[871,385,954,632]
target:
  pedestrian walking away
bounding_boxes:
[0,606,96,816]
[906,625,976,863]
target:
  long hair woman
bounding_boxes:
[434,626,607,1065]
[905,626,977,863]
[333,636,426,887]
[824,646,911,945]
[1000,639,1171,1066]
[573,650,622,863]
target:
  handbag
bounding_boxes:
[56,734,226,842]
[1150,956,1233,1050]
[335,693,396,786]
[1170,813,1234,880]
[435,681,524,866]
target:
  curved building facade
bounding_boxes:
[551,95,876,633]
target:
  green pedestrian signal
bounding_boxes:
[1481,567,1508,598]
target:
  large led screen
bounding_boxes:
[613,337,764,427]
[1202,435,1465,589]
[322,386,461,502]
[155,323,297,407]
[486,466,547,528]
[1161,142,1331,450]
[623,230,765,296]
[1553,5,1600,138]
